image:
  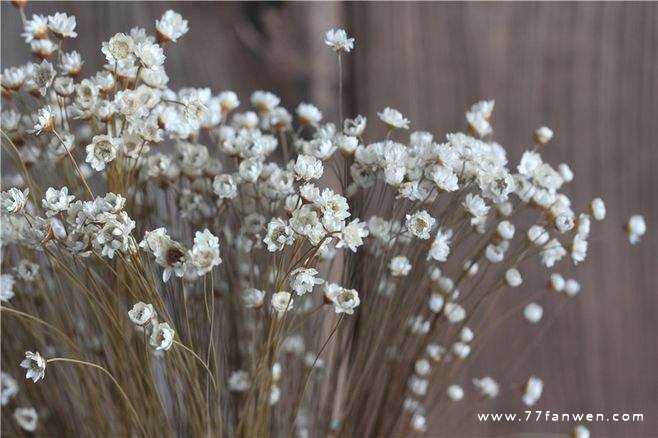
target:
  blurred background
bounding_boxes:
[2,2,657,436]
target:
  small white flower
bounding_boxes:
[251,90,280,113]
[563,278,581,296]
[20,351,46,383]
[522,376,543,406]
[410,413,427,432]
[14,407,39,432]
[228,370,250,392]
[134,41,165,68]
[414,359,431,376]
[541,238,566,268]
[325,284,360,315]
[428,293,444,313]
[42,187,75,216]
[463,193,489,226]
[389,255,411,276]
[1,372,19,406]
[294,154,324,180]
[1,188,29,214]
[558,163,574,183]
[1,274,16,302]
[337,219,369,252]
[47,12,77,38]
[149,322,175,351]
[128,302,156,326]
[289,268,324,296]
[405,210,435,240]
[444,302,466,323]
[102,33,135,63]
[473,376,499,399]
[590,198,606,221]
[627,214,646,245]
[497,220,515,240]
[218,91,240,113]
[22,14,49,43]
[343,115,367,136]
[534,126,554,144]
[524,303,543,324]
[271,291,293,315]
[156,10,189,43]
[190,229,222,276]
[377,107,410,130]
[460,327,474,343]
[85,135,119,171]
[31,106,54,135]
[505,268,523,287]
[296,103,323,126]
[212,174,238,199]
[549,273,566,292]
[573,425,590,438]
[324,28,355,53]
[466,100,494,137]
[447,384,464,401]
[242,288,265,308]
[452,342,471,359]
[264,218,294,252]
[527,225,550,245]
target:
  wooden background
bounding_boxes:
[2,2,657,437]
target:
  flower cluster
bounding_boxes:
[0,4,647,437]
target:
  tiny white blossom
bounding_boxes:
[85,135,120,171]
[505,268,523,287]
[524,303,543,324]
[590,198,606,221]
[156,10,189,43]
[134,41,165,68]
[271,291,293,315]
[1,372,19,406]
[522,376,543,406]
[294,154,324,180]
[377,107,410,130]
[573,425,590,438]
[102,33,135,63]
[324,28,355,53]
[0,274,16,302]
[20,351,46,383]
[150,322,175,351]
[389,255,411,276]
[405,210,435,240]
[325,284,360,314]
[190,229,222,276]
[42,187,75,216]
[128,302,156,326]
[627,214,646,245]
[264,218,294,252]
[1,188,29,214]
[31,106,54,135]
[47,12,77,38]
[296,103,323,126]
[472,376,499,399]
[337,219,369,252]
[242,288,265,308]
[447,384,464,401]
[289,268,324,296]
[228,370,250,392]
[534,126,554,144]
[14,407,39,432]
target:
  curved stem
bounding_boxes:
[46,357,147,437]
[173,340,218,393]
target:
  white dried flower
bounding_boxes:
[428,293,444,313]
[572,425,590,438]
[447,384,464,401]
[505,268,523,287]
[47,12,77,38]
[590,198,606,221]
[14,407,39,432]
[541,238,566,268]
[1,372,19,406]
[325,284,360,315]
[128,302,156,326]
[527,225,550,245]
[472,376,499,399]
[497,220,515,240]
[550,273,566,292]
[150,322,175,351]
[228,370,250,392]
[134,41,165,68]
[31,105,54,135]
[337,219,369,252]
[524,303,543,324]
[264,218,294,252]
[20,351,46,383]
[242,288,265,308]
[444,302,466,323]
[466,100,494,137]
[156,10,189,43]
[534,126,554,144]
[410,413,427,432]
[377,107,409,130]
[452,342,471,359]
[1,188,29,214]
[324,28,355,53]
[296,103,323,126]
[289,268,323,296]
[405,210,435,240]
[85,135,119,171]
[1,274,16,302]
[294,154,324,180]
[414,359,431,376]
[389,255,411,276]
[563,278,581,296]
[22,14,49,43]
[627,214,646,245]
[190,229,222,276]
[343,115,367,136]
[102,33,135,63]
[522,376,543,406]
[271,291,293,315]
[42,187,75,216]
